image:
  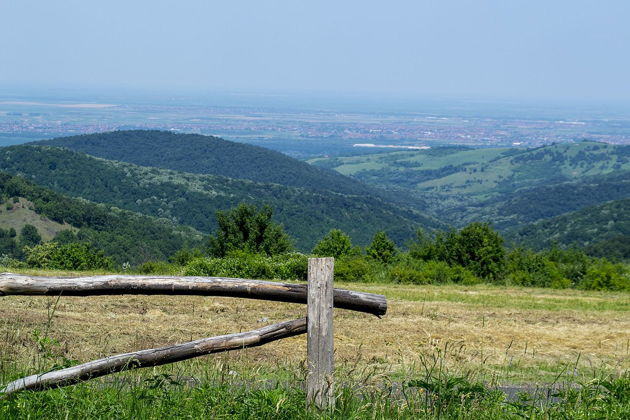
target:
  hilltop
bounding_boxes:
[0,145,441,249]
[34,130,381,197]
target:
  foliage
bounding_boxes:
[506,248,570,288]
[136,260,179,275]
[511,197,630,261]
[388,259,480,285]
[168,247,205,266]
[184,251,308,281]
[19,224,41,248]
[24,242,113,271]
[333,255,378,283]
[37,129,375,196]
[207,204,293,257]
[310,141,630,231]
[312,229,354,258]
[366,231,398,264]
[578,260,630,291]
[0,172,203,266]
[0,144,439,250]
[411,223,505,281]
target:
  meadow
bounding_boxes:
[1,269,628,418]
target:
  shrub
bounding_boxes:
[312,229,354,258]
[387,259,481,285]
[137,261,179,275]
[334,255,375,283]
[24,242,113,271]
[410,223,505,281]
[207,204,293,257]
[578,261,630,291]
[506,248,570,288]
[366,231,398,264]
[184,252,308,281]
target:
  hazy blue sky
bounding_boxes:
[1,0,629,102]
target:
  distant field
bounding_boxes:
[1,270,628,386]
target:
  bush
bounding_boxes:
[312,229,354,258]
[387,259,481,285]
[506,248,570,288]
[207,204,293,257]
[184,252,308,281]
[410,223,505,281]
[578,261,630,291]
[334,255,376,283]
[137,260,179,275]
[366,231,398,264]
[169,248,204,266]
[24,242,113,271]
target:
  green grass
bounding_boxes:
[1,358,628,419]
[345,283,630,312]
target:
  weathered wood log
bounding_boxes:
[0,273,387,316]
[307,258,335,409]
[0,318,307,396]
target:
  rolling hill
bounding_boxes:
[34,130,383,197]
[0,172,203,265]
[507,198,630,261]
[310,141,630,229]
[0,145,441,249]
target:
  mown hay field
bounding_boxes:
[1,270,628,386]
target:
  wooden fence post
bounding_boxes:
[306,257,335,410]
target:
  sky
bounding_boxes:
[1,0,630,103]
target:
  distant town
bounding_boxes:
[1,96,629,158]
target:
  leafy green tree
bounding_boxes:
[19,224,41,248]
[312,229,353,258]
[207,203,293,257]
[449,223,505,281]
[410,223,505,281]
[366,231,398,264]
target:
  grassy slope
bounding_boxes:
[0,145,442,250]
[0,198,73,241]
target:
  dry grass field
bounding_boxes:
[1,270,629,387]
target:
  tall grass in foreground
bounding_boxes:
[1,354,628,419]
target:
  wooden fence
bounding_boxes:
[0,258,387,409]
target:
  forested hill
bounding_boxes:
[0,145,441,249]
[33,130,380,197]
[508,198,630,261]
[310,141,630,229]
[0,172,203,265]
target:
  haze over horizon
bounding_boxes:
[2,1,630,105]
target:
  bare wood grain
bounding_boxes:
[307,258,335,409]
[0,273,387,316]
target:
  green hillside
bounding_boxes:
[508,198,630,261]
[0,197,74,242]
[0,172,203,265]
[34,130,380,197]
[0,145,441,249]
[310,142,630,228]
